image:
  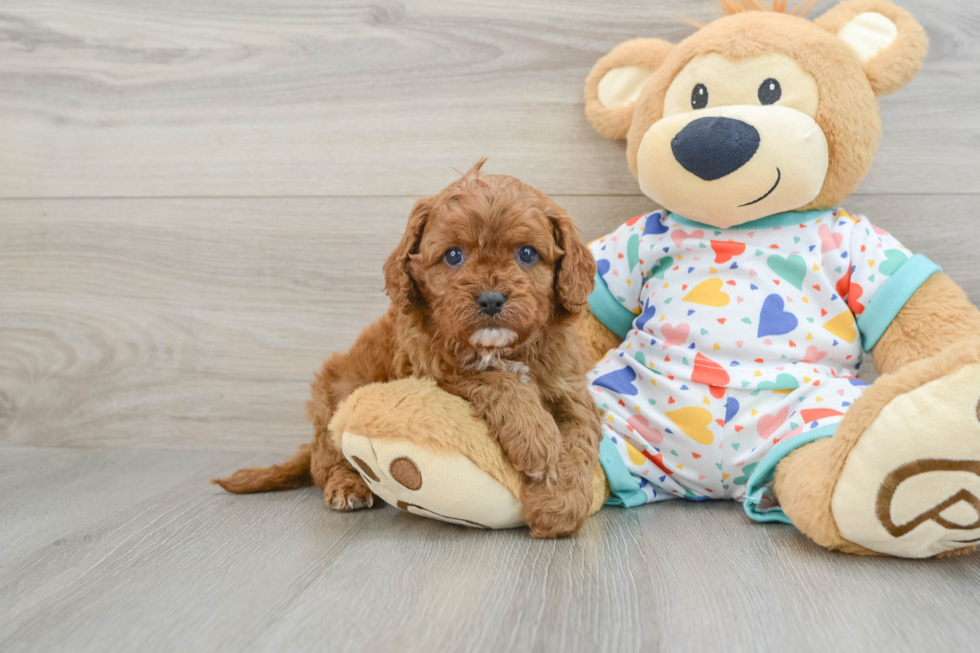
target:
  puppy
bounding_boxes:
[215,159,601,538]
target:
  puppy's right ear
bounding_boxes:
[584,39,674,140]
[383,197,431,314]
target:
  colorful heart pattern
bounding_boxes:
[586,208,918,505]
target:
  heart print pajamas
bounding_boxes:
[586,208,940,522]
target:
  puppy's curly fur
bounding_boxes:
[215,160,602,538]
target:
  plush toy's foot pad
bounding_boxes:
[341,432,525,529]
[832,363,980,558]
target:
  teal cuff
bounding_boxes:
[857,253,941,352]
[598,432,649,508]
[587,273,636,339]
[743,424,839,525]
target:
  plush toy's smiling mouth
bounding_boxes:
[738,168,781,207]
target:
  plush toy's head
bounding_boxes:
[584,0,927,227]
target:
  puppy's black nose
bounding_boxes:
[671,117,760,181]
[477,291,507,316]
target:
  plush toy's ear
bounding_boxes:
[815,0,927,96]
[584,39,675,140]
[383,196,431,314]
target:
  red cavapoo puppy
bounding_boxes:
[216,160,602,538]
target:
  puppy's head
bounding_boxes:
[383,159,595,353]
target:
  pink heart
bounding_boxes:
[737,296,744,303]
[749,269,759,277]
[757,406,789,439]
[802,346,827,363]
[671,229,704,249]
[698,474,707,480]
[818,224,843,253]
[736,340,744,348]
[661,323,690,349]
[627,415,663,445]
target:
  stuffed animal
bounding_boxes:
[291,0,980,558]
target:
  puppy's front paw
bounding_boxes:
[506,424,560,485]
[522,481,590,539]
[324,467,374,511]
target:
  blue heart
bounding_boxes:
[596,258,610,276]
[643,213,669,235]
[848,378,869,387]
[592,366,638,395]
[758,294,798,337]
[635,299,657,332]
[725,397,740,424]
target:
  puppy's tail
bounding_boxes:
[212,443,313,494]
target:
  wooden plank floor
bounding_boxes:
[2,0,980,651]
[2,446,980,653]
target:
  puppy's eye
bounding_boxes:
[517,245,538,265]
[758,78,781,105]
[691,83,708,110]
[444,247,464,266]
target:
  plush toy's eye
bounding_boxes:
[691,83,708,110]
[758,78,782,105]
[444,247,464,266]
[517,245,538,265]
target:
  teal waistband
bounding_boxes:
[743,424,839,525]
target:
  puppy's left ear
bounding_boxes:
[545,203,596,318]
[815,0,928,96]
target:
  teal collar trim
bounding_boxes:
[669,208,833,231]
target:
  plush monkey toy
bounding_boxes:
[272,0,980,558]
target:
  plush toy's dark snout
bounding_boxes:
[671,117,760,181]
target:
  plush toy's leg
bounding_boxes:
[329,377,609,530]
[772,341,980,558]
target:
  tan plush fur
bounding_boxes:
[584,38,675,140]
[814,0,928,96]
[216,162,603,538]
[329,377,611,516]
[775,340,980,555]
[871,273,980,374]
[329,377,525,500]
[575,310,624,365]
[585,0,928,212]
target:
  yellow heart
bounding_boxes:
[682,278,730,307]
[625,441,647,466]
[823,311,857,344]
[665,407,714,445]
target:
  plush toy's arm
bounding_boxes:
[872,273,980,374]
[575,310,624,365]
